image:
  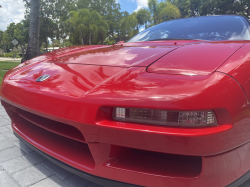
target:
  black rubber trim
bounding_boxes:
[14,132,141,187]
[226,170,250,187]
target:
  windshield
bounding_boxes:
[128,16,250,42]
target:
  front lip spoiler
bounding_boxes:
[14,132,140,187]
[14,132,250,187]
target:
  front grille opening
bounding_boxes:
[13,115,95,171]
[16,108,85,143]
[106,145,202,178]
[130,148,202,166]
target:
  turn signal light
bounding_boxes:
[113,107,217,127]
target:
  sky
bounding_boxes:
[0,0,152,31]
[0,0,26,31]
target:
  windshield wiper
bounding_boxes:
[148,38,201,41]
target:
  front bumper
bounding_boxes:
[13,124,250,187]
[2,100,250,187]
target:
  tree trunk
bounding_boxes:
[118,31,121,41]
[20,42,25,57]
[46,37,48,52]
[3,42,6,53]
[39,42,43,52]
[80,27,84,45]
[22,0,40,62]
[89,31,91,45]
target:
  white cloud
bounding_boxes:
[0,0,25,31]
[134,0,148,12]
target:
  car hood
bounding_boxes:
[7,62,125,97]
[43,45,177,67]
[147,41,246,76]
[24,41,246,76]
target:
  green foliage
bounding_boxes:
[67,9,109,45]
[172,0,250,19]
[156,2,180,24]
[148,0,180,26]
[0,31,3,49]
[14,21,29,57]
[0,61,20,85]
[148,0,158,24]
[77,0,124,43]
[0,53,20,58]
[8,0,247,52]
[59,41,73,48]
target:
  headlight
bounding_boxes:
[113,107,217,127]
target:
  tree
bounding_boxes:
[77,9,108,45]
[2,32,9,53]
[121,9,151,40]
[203,0,244,17]
[1,23,17,53]
[23,0,40,62]
[172,0,248,18]
[66,11,85,45]
[125,14,138,38]
[135,8,151,32]
[148,0,158,25]
[77,0,126,43]
[0,31,3,51]
[67,9,109,45]
[155,1,181,24]
[39,17,58,52]
[171,0,191,18]
[39,0,71,49]
[148,0,180,26]
[14,21,29,57]
[23,0,74,53]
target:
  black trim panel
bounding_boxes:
[226,171,250,187]
[14,132,140,187]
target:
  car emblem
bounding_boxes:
[36,75,50,82]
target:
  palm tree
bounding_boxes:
[135,8,151,32]
[155,2,181,24]
[148,0,180,25]
[22,0,40,62]
[148,0,158,25]
[97,19,109,44]
[78,9,107,45]
[67,11,85,45]
[67,9,109,45]
[124,8,150,38]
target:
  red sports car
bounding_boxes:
[1,15,250,187]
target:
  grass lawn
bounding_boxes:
[0,61,20,84]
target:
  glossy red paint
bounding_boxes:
[23,45,110,65]
[217,43,250,101]
[148,41,244,75]
[1,40,250,187]
[47,45,177,67]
